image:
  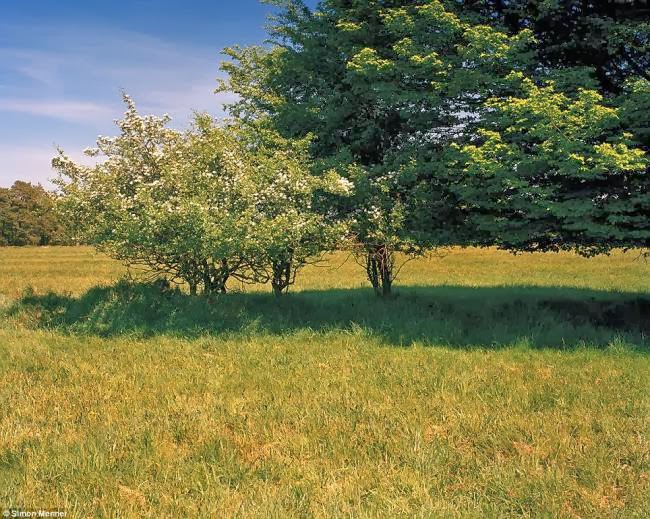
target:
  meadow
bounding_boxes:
[0,246,648,517]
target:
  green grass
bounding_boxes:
[0,246,648,517]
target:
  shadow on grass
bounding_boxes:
[9,280,649,350]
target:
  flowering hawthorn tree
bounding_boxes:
[53,96,349,295]
[224,119,351,295]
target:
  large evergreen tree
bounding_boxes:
[447,1,650,254]
[219,0,532,295]
[219,0,648,289]
[456,0,650,93]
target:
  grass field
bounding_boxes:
[0,246,648,517]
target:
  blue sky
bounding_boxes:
[0,0,316,188]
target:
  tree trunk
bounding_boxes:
[366,253,380,295]
[202,259,230,295]
[271,256,292,296]
[202,261,214,294]
[216,259,230,294]
[381,260,392,297]
[271,281,284,296]
[366,244,394,297]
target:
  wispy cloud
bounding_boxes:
[0,99,115,123]
[0,48,65,89]
[0,144,80,189]
[0,22,236,185]
[0,23,230,124]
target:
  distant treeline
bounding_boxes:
[0,181,70,246]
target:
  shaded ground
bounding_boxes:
[10,281,649,349]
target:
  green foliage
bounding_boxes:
[447,73,649,254]
[619,77,650,146]
[0,181,68,246]
[0,247,648,516]
[228,119,349,294]
[219,0,536,294]
[218,0,650,273]
[455,0,650,93]
[53,96,348,295]
[446,3,649,253]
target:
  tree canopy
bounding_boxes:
[456,0,650,93]
[0,181,68,246]
[219,0,538,294]
[53,96,348,295]
[448,73,649,255]
[45,0,649,296]
[217,1,646,293]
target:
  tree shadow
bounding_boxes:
[9,280,649,350]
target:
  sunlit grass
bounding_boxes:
[0,246,647,297]
[0,246,648,517]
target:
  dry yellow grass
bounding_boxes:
[0,246,648,517]
[1,246,647,298]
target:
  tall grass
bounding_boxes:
[0,246,648,517]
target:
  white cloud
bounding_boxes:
[0,99,116,123]
[0,24,231,122]
[0,144,99,190]
[0,48,66,89]
[0,23,239,184]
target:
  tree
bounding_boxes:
[231,120,350,295]
[53,96,348,295]
[455,0,650,94]
[54,96,209,293]
[446,72,649,254]
[218,0,533,295]
[0,181,67,246]
[443,2,650,254]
